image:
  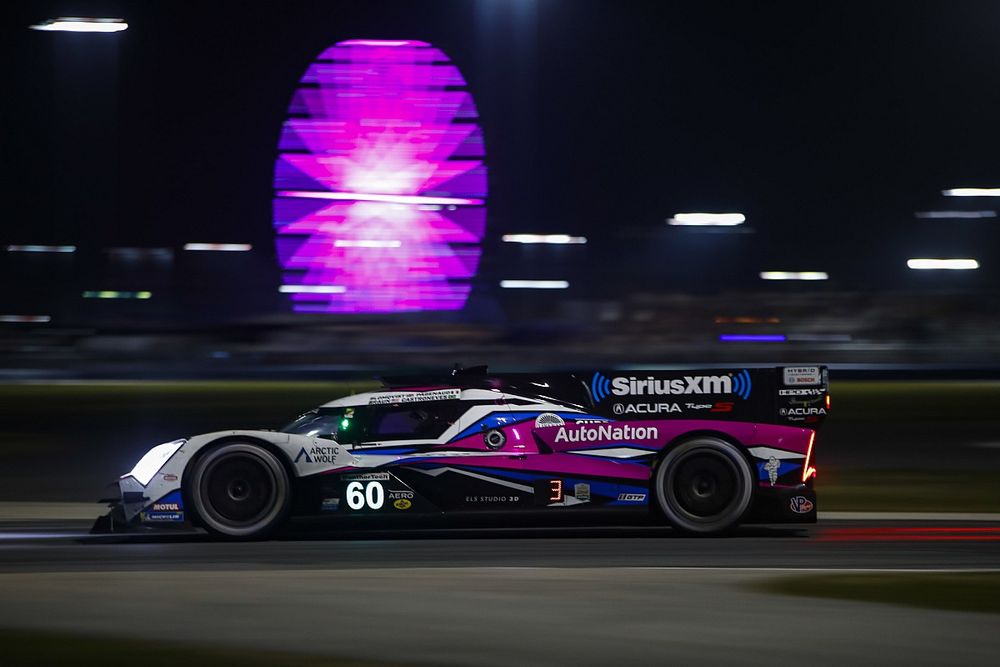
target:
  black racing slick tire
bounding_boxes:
[187,442,291,540]
[653,436,754,536]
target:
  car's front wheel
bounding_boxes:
[653,436,754,535]
[187,442,291,539]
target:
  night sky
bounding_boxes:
[2,1,998,322]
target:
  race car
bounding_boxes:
[93,365,828,538]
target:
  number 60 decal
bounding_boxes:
[346,481,384,510]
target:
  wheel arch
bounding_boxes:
[656,429,753,468]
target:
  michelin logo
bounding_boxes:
[763,457,780,486]
[591,370,752,402]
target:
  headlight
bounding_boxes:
[123,439,186,486]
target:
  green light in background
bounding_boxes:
[82,290,152,300]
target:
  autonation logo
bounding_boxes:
[591,370,752,402]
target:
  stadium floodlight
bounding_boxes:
[759,271,829,281]
[183,243,252,252]
[499,280,570,289]
[942,188,1000,197]
[334,240,402,248]
[906,258,979,270]
[279,285,347,294]
[668,213,745,226]
[276,190,482,207]
[915,211,996,219]
[0,315,51,323]
[6,245,76,253]
[501,234,587,245]
[30,18,128,32]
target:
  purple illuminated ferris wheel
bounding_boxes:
[273,39,487,313]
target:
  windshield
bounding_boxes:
[280,407,353,440]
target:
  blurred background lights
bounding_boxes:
[499,280,570,289]
[278,285,347,294]
[668,213,746,226]
[502,234,587,244]
[915,211,996,219]
[942,188,1000,197]
[759,271,829,281]
[183,243,252,252]
[6,245,76,253]
[82,291,152,299]
[906,258,980,270]
[719,334,786,342]
[29,18,128,33]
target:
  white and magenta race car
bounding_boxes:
[94,366,827,539]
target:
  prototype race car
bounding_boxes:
[94,365,828,538]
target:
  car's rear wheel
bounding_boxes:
[654,436,754,535]
[188,442,291,539]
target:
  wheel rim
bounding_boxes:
[203,453,276,525]
[670,452,739,519]
[655,439,753,532]
[191,444,289,537]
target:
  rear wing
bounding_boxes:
[580,366,830,428]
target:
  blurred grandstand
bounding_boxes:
[2,288,1000,378]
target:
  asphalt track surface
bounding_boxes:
[1,519,999,666]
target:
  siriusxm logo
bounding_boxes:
[591,370,752,402]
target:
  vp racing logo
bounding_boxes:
[591,369,752,402]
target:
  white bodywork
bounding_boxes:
[118,388,582,522]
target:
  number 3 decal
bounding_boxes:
[346,481,385,510]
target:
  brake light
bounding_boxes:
[802,430,817,482]
[825,394,831,410]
